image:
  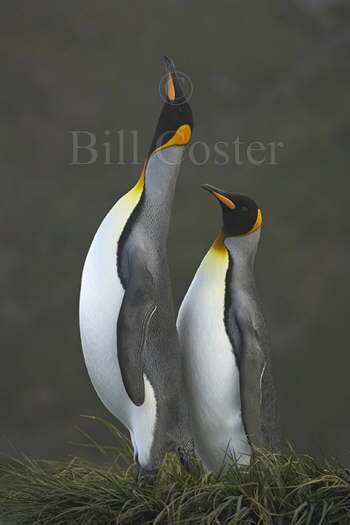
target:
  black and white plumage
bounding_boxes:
[177,185,280,473]
[79,57,194,478]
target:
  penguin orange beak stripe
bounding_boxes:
[167,73,176,101]
[201,184,236,209]
[212,192,236,209]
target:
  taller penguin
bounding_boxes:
[177,185,279,473]
[79,57,194,479]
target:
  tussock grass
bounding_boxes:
[0,418,349,524]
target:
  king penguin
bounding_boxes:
[177,184,280,473]
[79,57,194,479]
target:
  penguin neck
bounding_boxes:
[223,229,261,288]
[139,146,184,241]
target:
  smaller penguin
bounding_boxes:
[177,185,279,473]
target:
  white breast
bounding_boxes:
[177,242,251,472]
[79,181,157,466]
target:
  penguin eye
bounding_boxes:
[241,206,249,212]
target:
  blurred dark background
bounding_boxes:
[1,0,350,463]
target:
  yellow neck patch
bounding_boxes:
[125,124,191,203]
[211,233,227,255]
[125,164,145,202]
[201,232,229,273]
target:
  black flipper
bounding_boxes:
[237,307,280,451]
[117,250,157,406]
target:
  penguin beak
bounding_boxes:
[164,55,184,103]
[201,184,236,210]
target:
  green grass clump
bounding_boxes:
[0,418,349,524]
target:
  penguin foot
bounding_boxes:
[177,442,195,474]
[134,459,142,482]
[135,463,158,484]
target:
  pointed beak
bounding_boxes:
[164,55,184,102]
[201,184,236,209]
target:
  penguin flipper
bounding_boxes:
[117,253,157,406]
[237,311,274,449]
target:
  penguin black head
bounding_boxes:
[201,184,262,237]
[148,56,193,156]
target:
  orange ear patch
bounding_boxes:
[152,124,192,156]
[173,124,191,145]
[248,208,262,234]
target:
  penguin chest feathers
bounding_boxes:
[177,236,251,468]
[79,175,158,466]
